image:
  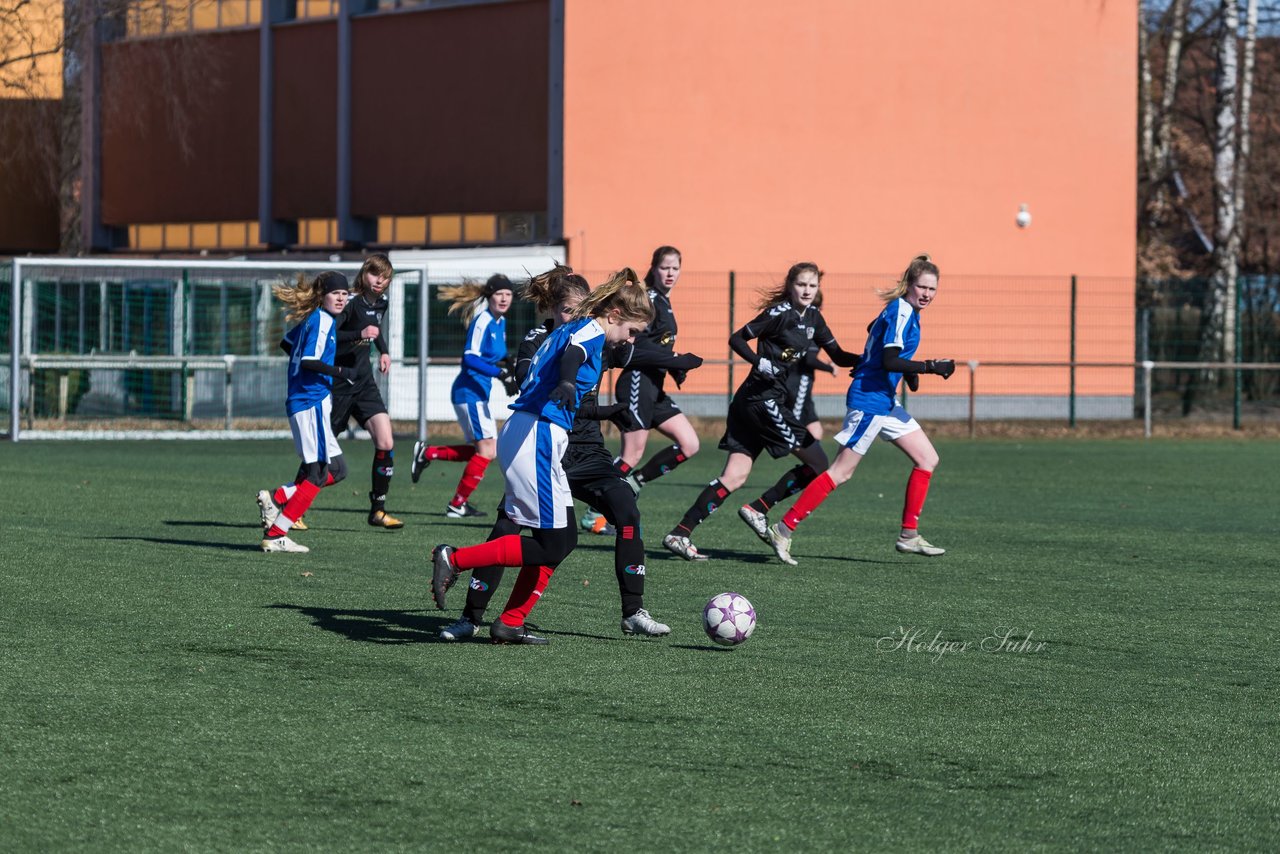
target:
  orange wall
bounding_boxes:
[562,0,1137,280]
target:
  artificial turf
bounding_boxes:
[1,436,1277,850]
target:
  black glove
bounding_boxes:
[499,368,520,396]
[670,368,688,388]
[609,407,644,433]
[548,380,577,409]
[668,353,703,372]
[903,372,920,392]
[925,359,956,380]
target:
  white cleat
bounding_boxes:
[895,535,946,556]
[261,535,309,553]
[662,534,709,561]
[737,505,770,543]
[766,522,798,566]
[256,489,279,531]
[620,608,671,637]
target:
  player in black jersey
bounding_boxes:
[613,246,705,491]
[662,262,859,560]
[331,254,404,528]
[438,265,670,643]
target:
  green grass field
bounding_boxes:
[2,436,1277,851]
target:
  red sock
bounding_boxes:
[426,445,476,463]
[902,468,933,530]
[452,534,524,570]
[273,483,295,506]
[451,456,490,506]
[268,480,319,537]
[781,472,838,531]
[498,564,555,626]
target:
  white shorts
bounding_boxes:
[834,403,921,456]
[454,400,496,442]
[289,398,342,463]
[497,410,571,529]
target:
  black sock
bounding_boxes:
[636,444,688,485]
[673,479,731,536]
[614,523,646,618]
[749,464,818,514]
[370,449,393,511]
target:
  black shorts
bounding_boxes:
[616,370,681,430]
[563,443,637,520]
[330,377,387,433]
[719,395,816,460]
[790,374,818,425]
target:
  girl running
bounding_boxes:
[613,246,705,490]
[409,274,517,518]
[764,254,956,565]
[438,266,668,641]
[255,271,355,553]
[662,262,859,560]
[430,270,654,644]
[330,253,404,529]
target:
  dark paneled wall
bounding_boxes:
[350,1,549,216]
[273,21,338,220]
[101,29,260,225]
[0,99,60,252]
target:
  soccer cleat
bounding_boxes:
[410,440,429,484]
[431,544,460,609]
[445,501,486,518]
[620,608,671,637]
[580,510,604,531]
[256,490,279,531]
[737,505,770,543]
[895,535,946,556]
[260,535,309,553]
[766,522,798,566]
[662,534,709,562]
[439,617,477,641]
[291,516,309,532]
[489,620,549,645]
[368,509,404,529]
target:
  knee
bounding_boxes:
[917,451,940,472]
[679,436,700,457]
[719,471,747,491]
[303,461,326,487]
[327,455,348,484]
[606,494,641,530]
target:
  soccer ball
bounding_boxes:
[702,592,756,647]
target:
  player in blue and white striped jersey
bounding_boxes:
[430,270,654,645]
[409,274,516,518]
[765,254,956,565]
[255,271,356,553]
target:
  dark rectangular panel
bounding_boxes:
[273,21,338,220]
[0,99,59,252]
[351,0,549,216]
[101,30,259,225]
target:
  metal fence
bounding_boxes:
[5,258,1278,440]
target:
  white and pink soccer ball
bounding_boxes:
[702,592,756,647]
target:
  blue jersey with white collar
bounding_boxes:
[510,317,606,430]
[846,297,920,416]
[284,308,338,416]
[451,306,507,404]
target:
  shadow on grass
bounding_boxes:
[163,520,261,530]
[669,643,737,653]
[98,535,261,552]
[669,545,898,566]
[268,603,449,644]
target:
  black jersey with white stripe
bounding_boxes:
[734,302,835,404]
[334,292,389,377]
[625,287,679,386]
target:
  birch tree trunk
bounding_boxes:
[1151,0,1190,223]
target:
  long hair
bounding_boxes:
[354,253,393,297]
[644,245,682,289]
[878,254,939,302]
[438,281,490,326]
[522,263,591,315]
[273,272,325,323]
[570,268,654,325]
[756,262,825,310]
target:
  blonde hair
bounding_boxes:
[522,264,590,315]
[438,281,490,326]
[569,268,654,324]
[354,253,394,297]
[273,272,328,323]
[878,254,939,302]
